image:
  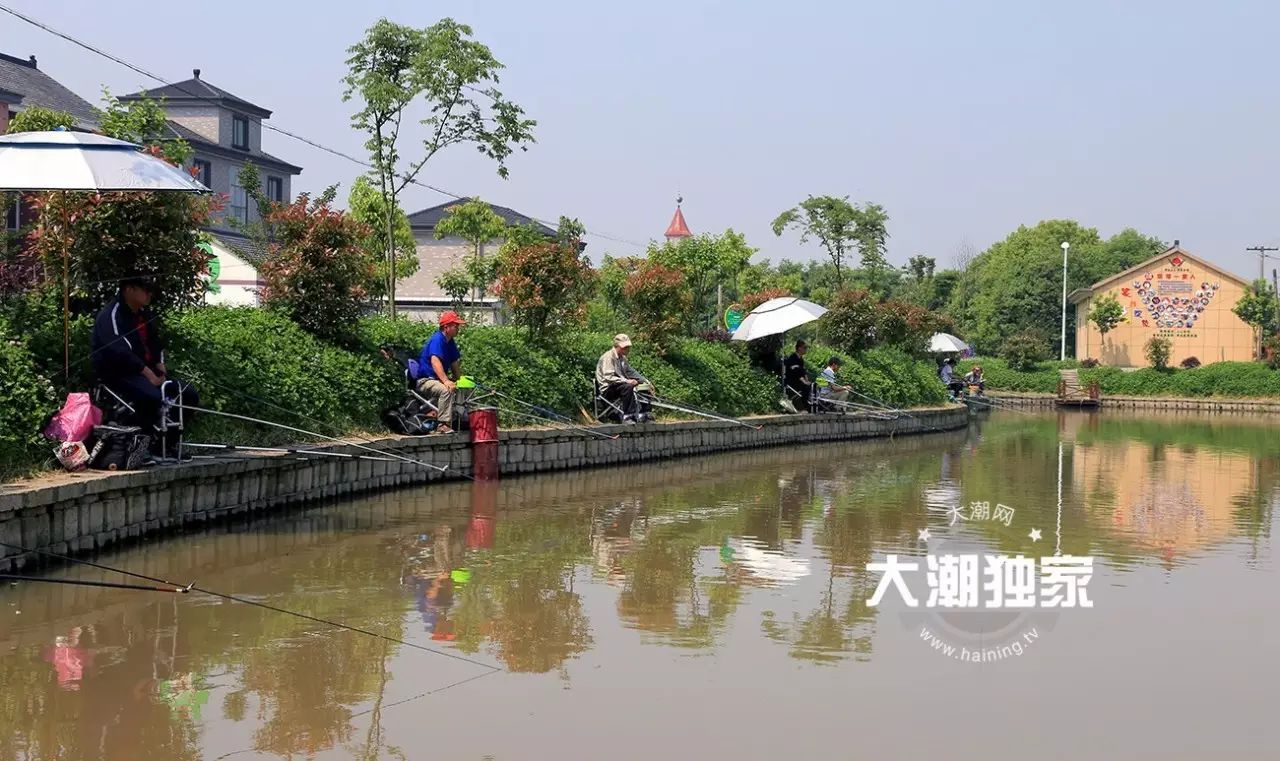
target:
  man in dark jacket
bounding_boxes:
[782,339,811,412]
[91,275,199,453]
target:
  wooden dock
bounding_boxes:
[1056,369,1100,407]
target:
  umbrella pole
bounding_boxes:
[60,194,70,384]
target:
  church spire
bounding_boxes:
[664,195,692,240]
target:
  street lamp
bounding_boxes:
[1060,241,1070,361]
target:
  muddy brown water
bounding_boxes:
[1,409,1277,760]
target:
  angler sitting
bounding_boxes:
[963,365,986,395]
[91,274,199,460]
[417,311,467,434]
[782,339,811,413]
[595,333,654,424]
[939,357,965,400]
[814,356,851,409]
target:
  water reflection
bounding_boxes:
[0,410,1276,759]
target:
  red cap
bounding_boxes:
[439,311,466,327]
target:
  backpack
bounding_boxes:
[382,397,437,436]
[87,425,152,471]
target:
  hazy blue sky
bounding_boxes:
[6,0,1279,277]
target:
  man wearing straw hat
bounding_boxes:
[595,334,653,424]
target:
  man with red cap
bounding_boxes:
[417,311,466,433]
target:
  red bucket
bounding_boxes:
[469,407,499,444]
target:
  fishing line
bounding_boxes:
[0,540,501,672]
[479,386,618,440]
[0,574,189,593]
[847,389,951,434]
[640,394,764,431]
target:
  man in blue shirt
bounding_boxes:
[417,311,465,433]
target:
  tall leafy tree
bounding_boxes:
[343,18,536,315]
[649,229,756,329]
[1088,293,1126,347]
[772,196,889,291]
[347,176,418,296]
[1233,279,1280,341]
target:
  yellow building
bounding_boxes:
[1069,245,1253,366]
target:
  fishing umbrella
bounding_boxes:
[928,332,970,354]
[730,297,827,342]
[0,129,208,378]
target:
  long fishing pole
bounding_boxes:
[183,405,448,473]
[640,394,764,431]
[0,540,498,671]
[783,383,898,420]
[847,389,950,434]
[0,574,190,593]
[476,385,618,440]
[182,443,404,462]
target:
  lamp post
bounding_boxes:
[1060,241,1070,361]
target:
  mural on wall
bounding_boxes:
[1116,255,1218,338]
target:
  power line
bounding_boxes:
[0,2,647,251]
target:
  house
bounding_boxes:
[1069,245,1253,366]
[120,70,303,243]
[0,52,102,235]
[397,199,558,325]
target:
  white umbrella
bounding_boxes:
[0,130,207,192]
[730,297,827,342]
[0,129,208,377]
[928,332,970,353]
[723,538,811,584]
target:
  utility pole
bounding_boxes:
[1247,246,1278,358]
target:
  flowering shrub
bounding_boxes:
[822,289,880,354]
[493,239,596,338]
[258,195,378,345]
[741,287,792,313]
[622,262,692,352]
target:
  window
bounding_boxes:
[193,159,212,188]
[267,176,283,203]
[229,171,248,223]
[3,195,19,231]
[231,115,249,150]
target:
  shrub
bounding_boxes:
[0,317,57,479]
[1180,356,1201,369]
[622,262,691,352]
[1144,336,1172,370]
[696,328,731,343]
[1080,358,1100,368]
[875,298,950,357]
[166,307,399,441]
[258,195,378,346]
[822,289,879,354]
[493,239,597,339]
[1263,335,1280,370]
[1000,330,1050,371]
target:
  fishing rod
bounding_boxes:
[0,574,191,593]
[847,389,951,434]
[474,384,618,440]
[0,540,500,671]
[638,392,764,431]
[182,443,404,462]
[782,383,899,420]
[182,404,448,473]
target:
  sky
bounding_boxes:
[5,0,1279,278]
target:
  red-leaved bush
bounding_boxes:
[493,239,597,338]
[741,287,792,313]
[258,195,377,345]
[622,261,692,352]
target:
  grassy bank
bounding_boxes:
[2,308,945,482]
[961,357,1280,398]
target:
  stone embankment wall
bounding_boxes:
[989,391,1280,413]
[0,407,965,571]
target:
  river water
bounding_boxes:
[1,409,1277,760]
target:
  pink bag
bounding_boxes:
[44,393,103,443]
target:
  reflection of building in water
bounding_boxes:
[1071,440,1257,559]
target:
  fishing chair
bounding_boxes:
[91,380,188,462]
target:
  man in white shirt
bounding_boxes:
[595,334,653,423]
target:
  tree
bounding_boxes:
[1144,336,1172,370]
[1088,293,1126,346]
[649,229,756,329]
[1001,330,1051,371]
[343,18,536,316]
[821,289,880,355]
[258,194,378,345]
[493,238,596,338]
[1232,279,1280,344]
[772,196,890,291]
[433,198,509,302]
[6,105,76,134]
[348,176,418,296]
[622,262,691,352]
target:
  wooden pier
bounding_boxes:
[1056,369,1100,407]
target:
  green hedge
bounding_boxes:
[0,316,58,480]
[959,356,1280,398]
